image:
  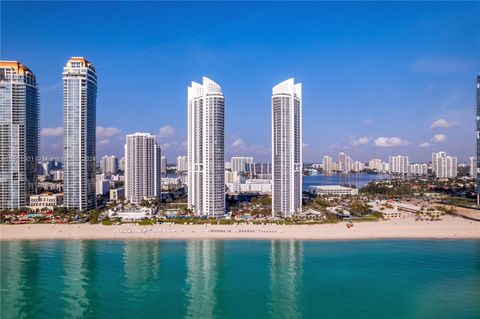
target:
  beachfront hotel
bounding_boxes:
[187,77,225,217]
[124,133,161,204]
[271,78,302,218]
[0,61,39,209]
[63,57,97,211]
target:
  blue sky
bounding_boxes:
[2,1,479,163]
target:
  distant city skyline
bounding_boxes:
[2,1,479,162]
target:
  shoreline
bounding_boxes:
[1,215,479,241]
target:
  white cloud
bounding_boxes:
[363,118,373,125]
[231,138,247,151]
[98,139,110,146]
[158,125,175,139]
[374,137,410,147]
[350,137,369,146]
[430,118,455,129]
[419,134,446,148]
[419,142,430,148]
[96,126,121,138]
[411,57,477,74]
[41,127,63,137]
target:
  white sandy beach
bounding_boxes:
[1,215,479,240]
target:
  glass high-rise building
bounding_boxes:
[187,77,225,217]
[0,61,39,209]
[271,78,302,218]
[63,57,97,211]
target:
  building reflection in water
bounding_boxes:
[1,241,41,318]
[185,240,224,319]
[269,240,304,319]
[61,240,99,318]
[123,240,160,288]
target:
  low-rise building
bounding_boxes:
[309,185,358,196]
[29,193,64,211]
[107,207,154,221]
[109,188,125,201]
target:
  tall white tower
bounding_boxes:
[0,61,39,209]
[272,78,302,218]
[63,57,97,211]
[187,77,225,217]
[124,133,161,204]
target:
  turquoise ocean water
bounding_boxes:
[1,240,479,319]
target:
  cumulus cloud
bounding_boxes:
[350,137,369,146]
[411,57,477,74]
[158,125,175,138]
[419,134,446,148]
[98,139,110,146]
[374,137,410,147]
[41,127,63,137]
[430,118,455,129]
[231,138,247,151]
[96,126,121,138]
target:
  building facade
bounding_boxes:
[63,57,97,211]
[231,156,254,173]
[0,61,39,209]
[389,155,409,175]
[100,155,118,175]
[176,155,188,173]
[432,152,457,178]
[187,77,225,217]
[124,133,161,204]
[322,156,333,173]
[272,78,302,217]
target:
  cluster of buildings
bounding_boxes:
[0,58,304,219]
[318,152,460,178]
[1,57,477,217]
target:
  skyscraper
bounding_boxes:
[389,155,410,175]
[160,156,167,175]
[0,61,39,209]
[187,77,225,217]
[63,57,97,211]
[272,78,302,218]
[231,156,254,173]
[338,152,352,174]
[100,155,118,175]
[176,155,188,173]
[432,152,457,179]
[322,156,333,173]
[124,133,161,204]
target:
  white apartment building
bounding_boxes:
[432,152,457,178]
[339,152,352,174]
[368,159,382,171]
[0,61,39,209]
[187,77,225,217]
[100,155,118,175]
[124,133,161,204]
[380,162,390,173]
[160,156,167,175]
[63,57,97,211]
[176,155,188,173]
[389,155,409,175]
[322,156,333,173]
[410,163,428,176]
[96,179,110,196]
[272,78,302,217]
[226,179,272,194]
[109,187,124,202]
[353,161,365,172]
[231,156,254,173]
[119,157,125,171]
[470,156,477,178]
